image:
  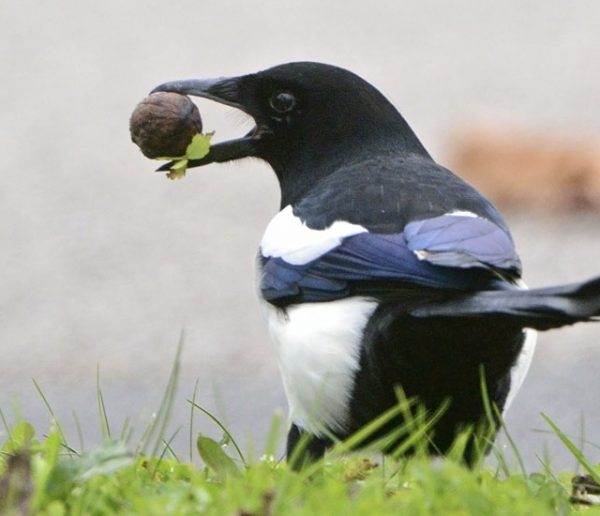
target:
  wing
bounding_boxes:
[259,207,522,305]
[403,212,521,271]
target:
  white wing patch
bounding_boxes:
[446,210,479,218]
[260,205,368,265]
[410,210,480,261]
[261,296,378,436]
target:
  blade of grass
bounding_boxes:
[390,398,450,460]
[243,436,257,466]
[478,366,522,473]
[331,399,414,456]
[150,427,183,478]
[96,365,111,441]
[136,415,154,456]
[32,378,70,452]
[162,439,180,462]
[531,427,600,452]
[0,406,12,439]
[474,366,500,466]
[119,417,131,443]
[263,410,284,459]
[536,453,569,496]
[211,380,230,441]
[122,423,134,445]
[394,389,442,457]
[72,410,85,453]
[490,445,511,479]
[287,431,323,477]
[189,379,200,463]
[394,388,419,434]
[187,400,245,465]
[576,412,586,475]
[493,405,527,478]
[138,331,184,456]
[150,333,183,457]
[446,426,474,463]
[478,367,494,433]
[542,412,600,485]
[162,428,181,462]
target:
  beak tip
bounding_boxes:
[150,81,181,95]
[149,77,233,98]
[156,161,175,172]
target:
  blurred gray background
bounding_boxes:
[1,0,599,470]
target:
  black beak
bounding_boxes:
[151,77,264,170]
[151,77,243,109]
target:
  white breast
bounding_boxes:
[260,297,378,436]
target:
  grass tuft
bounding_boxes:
[542,413,600,486]
[188,400,246,466]
[1,344,599,514]
[137,331,184,457]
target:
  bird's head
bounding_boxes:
[152,62,429,205]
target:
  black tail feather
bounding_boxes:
[411,276,600,331]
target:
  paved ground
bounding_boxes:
[1,0,599,470]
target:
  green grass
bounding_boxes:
[1,346,600,514]
[0,422,596,515]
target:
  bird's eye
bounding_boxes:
[269,91,296,114]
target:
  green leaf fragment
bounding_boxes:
[158,132,214,180]
[185,132,213,160]
[167,159,189,180]
[197,434,240,478]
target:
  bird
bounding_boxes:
[152,62,600,466]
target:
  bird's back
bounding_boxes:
[294,152,512,236]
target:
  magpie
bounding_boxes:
[152,62,600,465]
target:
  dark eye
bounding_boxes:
[269,91,296,114]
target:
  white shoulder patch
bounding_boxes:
[260,205,368,265]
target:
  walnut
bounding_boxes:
[129,92,202,159]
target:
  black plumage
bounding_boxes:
[152,62,600,466]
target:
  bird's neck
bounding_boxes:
[268,133,431,208]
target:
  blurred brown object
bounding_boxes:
[0,451,33,516]
[447,123,600,212]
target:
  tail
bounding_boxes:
[411,276,600,331]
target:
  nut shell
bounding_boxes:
[130,92,203,158]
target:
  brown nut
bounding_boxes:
[129,92,203,159]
